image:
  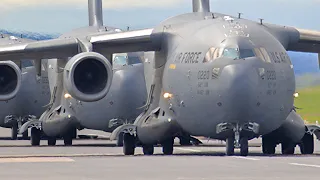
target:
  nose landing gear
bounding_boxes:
[218,122,259,156]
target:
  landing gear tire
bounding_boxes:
[72,129,77,139]
[281,142,295,155]
[299,133,314,154]
[262,137,276,155]
[226,137,235,156]
[11,124,18,140]
[63,128,75,146]
[142,144,154,155]
[179,136,192,146]
[63,135,73,146]
[162,138,174,155]
[30,127,41,146]
[116,132,124,147]
[48,137,57,146]
[123,133,135,155]
[22,130,28,140]
[240,137,249,156]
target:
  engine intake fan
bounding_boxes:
[0,61,21,101]
[64,52,113,102]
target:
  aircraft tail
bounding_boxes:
[192,0,210,13]
[88,0,103,27]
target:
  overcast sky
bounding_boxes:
[0,0,319,34]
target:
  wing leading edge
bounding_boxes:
[287,28,320,53]
[0,28,160,61]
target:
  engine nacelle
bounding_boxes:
[0,61,21,101]
[64,52,113,102]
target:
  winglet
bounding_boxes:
[88,0,103,27]
[192,0,210,13]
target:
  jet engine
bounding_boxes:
[0,61,21,101]
[64,52,113,102]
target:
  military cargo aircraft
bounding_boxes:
[0,0,318,156]
[0,34,50,140]
[14,0,149,146]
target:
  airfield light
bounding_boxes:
[293,92,299,98]
[163,93,173,99]
[64,93,72,99]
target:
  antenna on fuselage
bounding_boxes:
[88,0,103,27]
[192,0,210,13]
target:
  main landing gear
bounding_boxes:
[30,127,77,147]
[5,115,31,140]
[262,127,314,155]
[46,128,77,146]
[123,132,175,156]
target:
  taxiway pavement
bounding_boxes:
[0,128,319,180]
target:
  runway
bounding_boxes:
[0,128,319,180]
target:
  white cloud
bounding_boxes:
[0,0,184,10]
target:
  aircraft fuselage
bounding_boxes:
[161,16,295,139]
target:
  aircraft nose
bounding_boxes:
[219,63,259,113]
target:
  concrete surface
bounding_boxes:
[0,128,319,180]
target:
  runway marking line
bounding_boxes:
[290,163,320,168]
[232,156,260,161]
[0,157,74,163]
[0,153,121,158]
[175,147,202,153]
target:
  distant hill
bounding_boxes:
[288,51,320,89]
[0,29,58,41]
[288,51,320,76]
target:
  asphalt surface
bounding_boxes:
[0,128,319,180]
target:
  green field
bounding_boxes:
[294,85,320,124]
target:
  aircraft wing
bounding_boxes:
[0,28,160,61]
[0,38,79,60]
[286,28,320,53]
[88,28,160,54]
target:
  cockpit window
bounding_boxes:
[204,47,256,62]
[239,49,256,59]
[222,48,256,60]
[222,48,239,59]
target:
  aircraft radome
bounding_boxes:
[0,34,50,140]
[0,0,319,156]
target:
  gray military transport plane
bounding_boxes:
[15,0,148,146]
[0,34,50,140]
[0,0,319,156]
